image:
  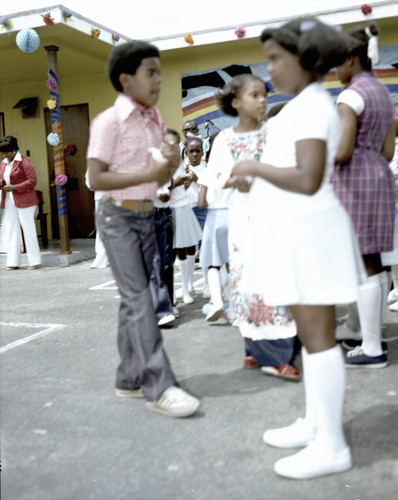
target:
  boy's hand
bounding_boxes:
[147,151,175,186]
[159,140,180,173]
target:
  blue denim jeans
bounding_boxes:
[97,200,176,401]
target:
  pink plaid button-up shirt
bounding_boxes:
[86,94,167,201]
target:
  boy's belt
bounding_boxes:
[105,198,154,212]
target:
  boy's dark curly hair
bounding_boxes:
[260,17,348,76]
[106,41,160,92]
[216,74,266,117]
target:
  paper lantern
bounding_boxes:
[16,28,40,53]
[47,133,60,146]
[234,27,246,39]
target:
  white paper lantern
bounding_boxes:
[16,28,40,53]
[47,132,60,146]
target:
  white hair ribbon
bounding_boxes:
[365,26,379,66]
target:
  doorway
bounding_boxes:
[44,104,94,239]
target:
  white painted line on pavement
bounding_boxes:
[89,280,118,291]
[0,322,65,354]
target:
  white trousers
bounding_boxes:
[2,196,41,267]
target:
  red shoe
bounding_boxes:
[242,356,259,369]
[261,364,301,381]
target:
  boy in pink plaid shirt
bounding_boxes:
[87,41,200,418]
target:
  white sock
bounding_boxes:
[301,347,317,434]
[358,273,386,356]
[207,268,223,308]
[187,254,196,291]
[179,259,191,298]
[306,345,347,453]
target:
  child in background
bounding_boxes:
[334,23,395,367]
[232,17,365,479]
[169,145,203,304]
[182,136,208,295]
[87,40,200,418]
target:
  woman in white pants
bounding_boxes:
[0,136,41,270]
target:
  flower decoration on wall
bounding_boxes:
[91,27,101,39]
[62,9,73,21]
[55,174,68,186]
[0,16,13,30]
[42,13,55,25]
[112,32,120,44]
[361,4,372,15]
[184,33,194,45]
[46,77,57,90]
[234,27,246,39]
[47,99,57,110]
[63,144,77,157]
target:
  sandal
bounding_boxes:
[28,265,41,270]
[242,356,259,369]
[6,266,19,271]
[261,364,302,381]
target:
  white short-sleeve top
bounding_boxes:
[251,82,342,216]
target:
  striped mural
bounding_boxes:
[182,44,398,136]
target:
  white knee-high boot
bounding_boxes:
[359,272,387,356]
[273,345,352,479]
[187,254,196,294]
[179,258,194,304]
[206,267,224,321]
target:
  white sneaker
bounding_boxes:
[262,418,316,449]
[387,289,398,304]
[335,322,361,341]
[206,303,224,322]
[158,314,175,327]
[389,300,398,312]
[274,441,352,479]
[115,388,144,398]
[146,386,200,418]
[183,293,194,304]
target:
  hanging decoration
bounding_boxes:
[91,27,101,39]
[47,132,60,146]
[0,16,13,30]
[46,77,57,89]
[42,13,54,25]
[63,144,77,157]
[47,99,57,109]
[55,174,68,186]
[361,4,372,15]
[184,33,194,45]
[112,32,120,44]
[62,9,73,21]
[16,28,40,53]
[234,27,246,39]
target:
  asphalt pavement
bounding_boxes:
[1,259,397,500]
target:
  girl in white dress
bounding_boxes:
[201,74,299,378]
[232,17,366,480]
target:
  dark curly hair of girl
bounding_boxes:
[260,17,348,76]
[216,74,266,117]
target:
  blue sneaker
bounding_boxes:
[345,346,387,368]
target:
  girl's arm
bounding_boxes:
[231,139,326,195]
[381,122,395,161]
[197,185,208,209]
[335,103,357,164]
